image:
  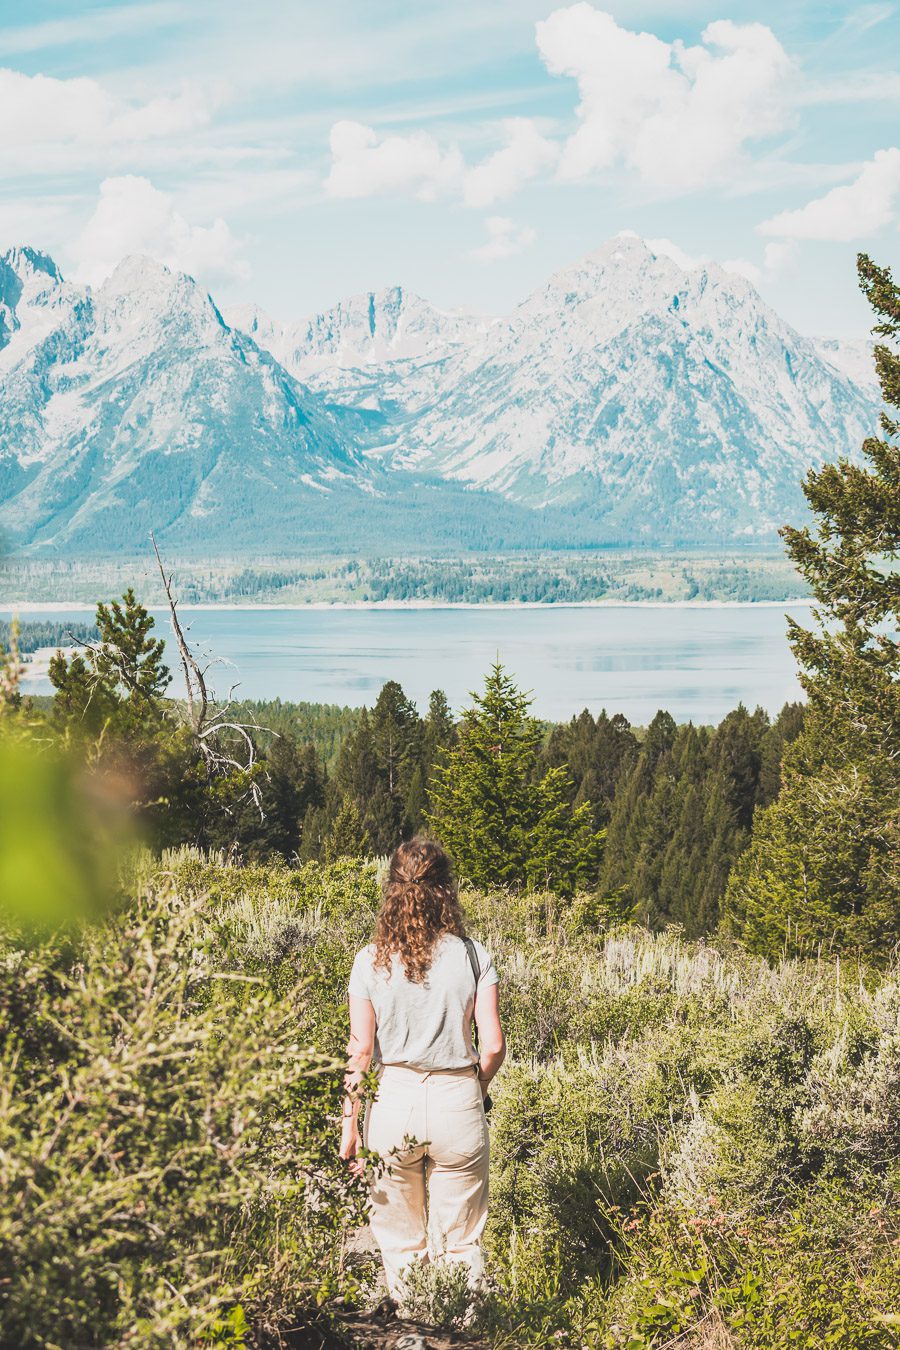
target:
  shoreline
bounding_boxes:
[2,597,814,614]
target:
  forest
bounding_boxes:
[0,254,897,1348]
[0,550,801,607]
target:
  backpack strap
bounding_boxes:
[462,936,481,1054]
[462,935,481,991]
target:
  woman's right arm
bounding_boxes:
[340,994,375,1173]
[474,982,506,1094]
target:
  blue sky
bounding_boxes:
[1,0,898,335]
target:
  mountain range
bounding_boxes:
[0,236,881,556]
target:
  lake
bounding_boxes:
[8,602,812,724]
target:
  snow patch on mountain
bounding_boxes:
[0,247,374,552]
[231,235,879,540]
[0,236,885,553]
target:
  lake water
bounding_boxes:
[8,603,811,724]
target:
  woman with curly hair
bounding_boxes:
[339,837,505,1299]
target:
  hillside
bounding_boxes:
[4,854,897,1346]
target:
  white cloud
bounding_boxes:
[72,175,249,287]
[0,67,213,152]
[469,215,536,263]
[535,5,792,193]
[462,118,558,207]
[323,10,796,210]
[644,236,701,270]
[759,147,900,241]
[721,241,796,285]
[627,231,795,288]
[324,120,464,201]
[325,115,555,208]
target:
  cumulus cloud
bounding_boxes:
[632,231,795,288]
[325,116,555,208]
[0,67,212,156]
[463,118,558,207]
[323,9,795,209]
[72,175,249,287]
[325,119,464,201]
[535,5,792,192]
[721,241,797,286]
[469,215,536,263]
[759,147,900,241]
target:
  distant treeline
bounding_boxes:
[2,619,98,655]
[227,698,360,770]
[0,551,805,606]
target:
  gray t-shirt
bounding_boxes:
[348,934,499,1071]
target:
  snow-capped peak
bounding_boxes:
[0,235,883,555]
[92,253,230,348]
[227,282,494,380]
[0,245,62,290]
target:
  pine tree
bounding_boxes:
[427,663,600,895]
[599,709,676,914]
[725,254,900,959]
[50,589,169,739]
[371,680,419,799]
[757,702,805,807]
[206,735,326,860]
[370,679,427,839]
[323,795,371,862]
[0,617,24,713]
[421,688,456,816]
[542,708,638,830]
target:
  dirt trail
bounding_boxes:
[284,1300,489,1349]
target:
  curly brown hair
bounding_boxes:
[373,838,465,983]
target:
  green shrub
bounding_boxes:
[0,884,371,1348]
[6,852,898,1347]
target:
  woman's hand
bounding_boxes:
[340,1116,365,1176]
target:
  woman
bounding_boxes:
[339,837,506,1300]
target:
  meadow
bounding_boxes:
[3,850,897,1349]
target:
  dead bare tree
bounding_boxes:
[151,533,269,815]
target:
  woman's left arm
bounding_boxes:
[474,981,506,1093]
[340,994,376,1174]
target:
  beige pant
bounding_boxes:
[364,1064,490,1299]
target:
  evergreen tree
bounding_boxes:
[323,795,371,862]
[371,680,424,838]
[757,702,805,807]
[725,254,900,959]
[599,706,779,937]
[0,618,23,713]
[371,680,419,799]
[47,590,209,852]
[48,650,115,737]
[543,708,638,830]
[599,710,677,916]
[425,689,455,752]
[328,709,398,854]
[427,664,600,895]
[421,688,456,816]
[50,589,169,740]
[205,735,326,860]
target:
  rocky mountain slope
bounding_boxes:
[234,236,879,541]
[0,238,881,554]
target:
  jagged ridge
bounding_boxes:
[0,237,882,554]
